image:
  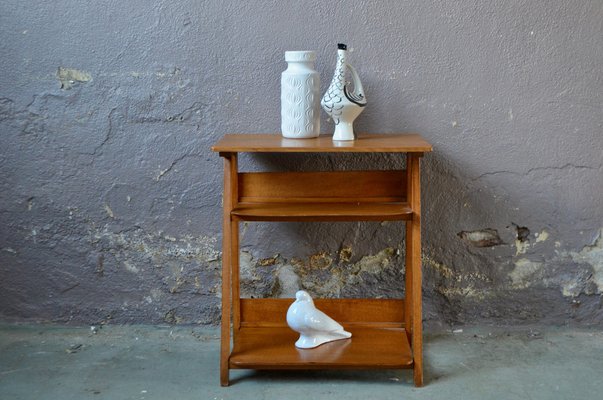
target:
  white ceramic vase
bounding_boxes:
[321,43,367,141]
[281,51,320,138]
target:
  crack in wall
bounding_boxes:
[88,108,117,156]
[155,154,204,181]
[472,163,601,181]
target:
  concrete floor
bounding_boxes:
[0,323,601,400]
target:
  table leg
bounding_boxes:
[232,220,240,334]
[404,221,413,343]
[220,153,237,386]
[407,154,423,387]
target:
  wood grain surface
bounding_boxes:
[212,133,432,153]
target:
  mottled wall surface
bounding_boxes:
[1,1,601,326]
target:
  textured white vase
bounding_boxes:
[281,51,320,138]
[321,43,367,141]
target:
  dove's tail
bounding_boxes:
[295,329,352,348]
[332,329,352,339]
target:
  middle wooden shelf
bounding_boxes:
[232,202,412,221]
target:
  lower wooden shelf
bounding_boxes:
[230,326,413,370]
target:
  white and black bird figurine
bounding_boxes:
[286,290,352,349]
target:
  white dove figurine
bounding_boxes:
[286,290,352,349]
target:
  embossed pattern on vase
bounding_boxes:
[281,74,319,136]
[281,51,320,139]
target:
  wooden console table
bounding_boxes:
[211,133,432,387]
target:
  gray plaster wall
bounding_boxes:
[1,0,601,326]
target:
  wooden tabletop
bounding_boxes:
[211,133,432,153]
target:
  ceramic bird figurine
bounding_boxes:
[286,290,352,349]
[321,43,367,141]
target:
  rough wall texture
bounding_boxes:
[0,1,601,326]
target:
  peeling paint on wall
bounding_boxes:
[234,247,403,300]
[458,229,503,247]
[339,246,353,263]
[535,230,549,243]
[350,248,395,275]
[423,254,455,279]
[436,286,488,300]
[567,229,603,295]
[275,264,300,298]
[510,259,544,289]
[512,224,531,255]
[56,67,92,89]
[104,204,115,219]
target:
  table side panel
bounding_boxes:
[238,170,407,203]
[240,298,405,327]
